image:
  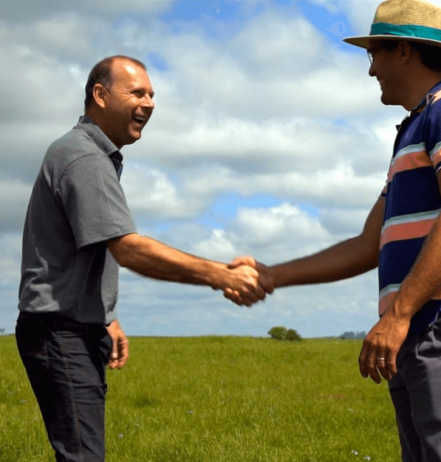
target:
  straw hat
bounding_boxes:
[343,0,441,49]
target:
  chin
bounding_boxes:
[380,92,400,107]
[125,133,142,146]
[380,94,392,106]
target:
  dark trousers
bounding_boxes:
[16,313,113,462]
[389,317,441,462]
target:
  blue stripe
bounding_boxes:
[379,238,424,290]
[371,22,441,41]
[384,168,440,219]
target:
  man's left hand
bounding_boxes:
[106,319,129,370]
[358,310,410,383]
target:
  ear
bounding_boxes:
[92,83,108,109]
[397,41,412,64]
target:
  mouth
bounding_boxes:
[132,115,146,126]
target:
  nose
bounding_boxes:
[368,61,375,77]
[142,94,155,111]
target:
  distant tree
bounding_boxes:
[340,331,366,339]
[286,329,302,342]
[341,331,355,339]
[0,328,5,336]
[268,326,287,340]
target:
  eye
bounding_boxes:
[132,90,144,97]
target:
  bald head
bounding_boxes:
[84,55,155,149]
[84,55,147,110]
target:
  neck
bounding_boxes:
[84,106,100,126]
[84,107,122,149]
[401,71,441,111]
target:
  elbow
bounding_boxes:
[107,234,137,269]
[113,252,130,269]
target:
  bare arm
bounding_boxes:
[107,233,273,305]
[271,198,384,287]
[225,199,384,303]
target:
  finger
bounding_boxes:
[242,282,266,303]
[117,340,129,369]
[366,349,382,384]
[223,289,246,306]
[375,353,389,381]
[108,351,118,370]
[258,273,274,295]
[233,291,253,307]
[250,283,266,301]
[228,256,255,269]
[241,290,260,305]
[385,352,397,380]
[107,336,119,369]
[358,342,369,378]
[359,341,381,383]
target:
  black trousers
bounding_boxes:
[16,313,113,462]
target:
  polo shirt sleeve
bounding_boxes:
[426,95,441,174]
[58,152,137,249]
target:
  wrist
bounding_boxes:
[208,263,229,291]
[388,297,415,323]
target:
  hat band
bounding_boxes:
[370,22,441,41]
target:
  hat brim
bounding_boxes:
[343,35,441,49]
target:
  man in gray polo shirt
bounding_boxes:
[16,55,272,462]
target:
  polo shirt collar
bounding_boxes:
[76,116,121,158]
[410,80,441,115]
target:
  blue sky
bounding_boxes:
[0,0,416,338]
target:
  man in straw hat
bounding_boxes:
[227,0,441,459]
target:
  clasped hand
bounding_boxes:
[223,256,274,307]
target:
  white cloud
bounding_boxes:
[0,0,401,337]
[191,203,333,264]
[0,0,175,23]
[122,163,209,220]
[0,179,32,232]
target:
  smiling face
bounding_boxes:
[97,59,155,149]
[368,40,403,106]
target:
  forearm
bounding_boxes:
[108,233,229,289]
[271,199,384,288]
[392,217,441,321]
[271,236,378,288]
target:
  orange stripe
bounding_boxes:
[388,150,430,182]
[379,288,441,316]
[431,149,441,166]
[379,291,396,315]
[380,218,436,249]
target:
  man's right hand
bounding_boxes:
[223,256,274,306]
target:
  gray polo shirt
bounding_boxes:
[18,116,137,324]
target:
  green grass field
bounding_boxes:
[0,335,400,462]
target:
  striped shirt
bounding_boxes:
[379,81,441,334]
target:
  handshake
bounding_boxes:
[220,256,274,307]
